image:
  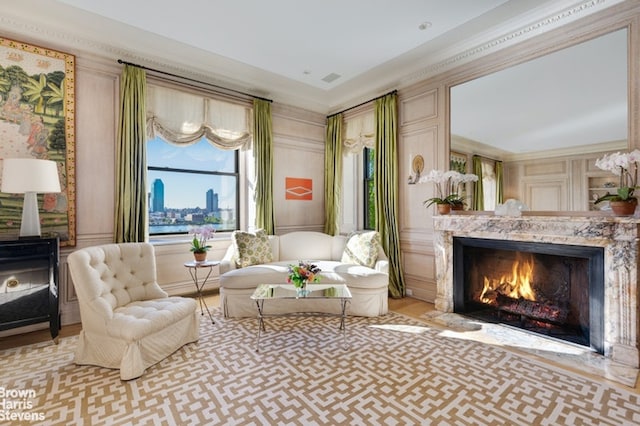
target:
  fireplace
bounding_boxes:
[453,237,604,353]
[432,213,640,368]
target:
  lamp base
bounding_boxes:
[20,192,41,238]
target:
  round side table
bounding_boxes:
[184,260,219,324]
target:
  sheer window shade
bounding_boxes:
[146,85,252,149]
[343,112,375,154]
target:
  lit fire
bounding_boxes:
[479,253,536,304]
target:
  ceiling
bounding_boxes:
[62,0,513,91]
[1,0,628,152]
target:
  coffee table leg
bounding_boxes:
[255,299,265,352]
[340,298,348,349]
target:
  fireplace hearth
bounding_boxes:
[453,237,604,352]
[433,213,640,368]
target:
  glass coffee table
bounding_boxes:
[250,283,352,352]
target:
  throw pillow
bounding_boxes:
[341,231,380,268]
[232,229,273,268]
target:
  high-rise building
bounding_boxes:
[206,189,218,213]
[151,178,165,212]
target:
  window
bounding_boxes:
[364,147,376,230]
[147,137,239,235]
[342,110,375,232]
[145,82,251,236]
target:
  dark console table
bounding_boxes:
[0,238,60,342]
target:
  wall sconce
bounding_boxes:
[408,154,424,184]
[1,158,61,238]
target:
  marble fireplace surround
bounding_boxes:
[433,212,639,368]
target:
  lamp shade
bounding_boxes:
[1,158,61,194]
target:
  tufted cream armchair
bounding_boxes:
[67,243,199,380]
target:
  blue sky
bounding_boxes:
[147,137,236,209]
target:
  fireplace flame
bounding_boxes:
[480,253,536,303]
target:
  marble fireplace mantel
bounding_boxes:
[433,212,640,368]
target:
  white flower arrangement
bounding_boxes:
[419,170,478,208]
[594,150,640,203]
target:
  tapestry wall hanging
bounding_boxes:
[0,37,75,246]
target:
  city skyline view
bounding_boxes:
[147,136,236,208]
[147,136,238,233]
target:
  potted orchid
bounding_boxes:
[419,170,478,213]
[594,150,640,215]
[190,225,215,261]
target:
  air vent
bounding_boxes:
[321,73,341,83]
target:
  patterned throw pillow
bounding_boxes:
[341,231,380,268]
[232,229,273,268]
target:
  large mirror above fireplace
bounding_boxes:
[450,28,628,211]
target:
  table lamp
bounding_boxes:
[1,158,61,237]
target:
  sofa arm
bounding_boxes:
[374,259,389,274]
[374,244,389,274]
[219,244,237,275]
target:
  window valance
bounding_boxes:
[146,85,252,149]
[343,112,375,154]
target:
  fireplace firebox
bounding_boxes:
[453,237,604,354]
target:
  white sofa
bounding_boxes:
[67,243,199,380]
[219,231,389,317]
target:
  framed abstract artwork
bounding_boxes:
[0,37,75,245]
[285,177,312,200]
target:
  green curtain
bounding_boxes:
[253,99,275,234]
[495,160,504,205]
[374,92,406,298]
[114,65,147,243]
[472,155,484,211]
[324,114,343,236]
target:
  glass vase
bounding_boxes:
[296,281,310,297]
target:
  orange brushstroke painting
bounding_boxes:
[285,177,312,200]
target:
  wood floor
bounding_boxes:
[0,294,436,351]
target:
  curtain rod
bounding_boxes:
[117,59,273,103]
[329,89,397,117]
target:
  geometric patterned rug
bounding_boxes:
[1,309,639,425]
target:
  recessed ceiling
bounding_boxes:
[55,0,510,90]
[4,0,611,112]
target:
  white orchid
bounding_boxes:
[419,169,478,208]
[594,150,640,203]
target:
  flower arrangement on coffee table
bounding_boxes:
[287,261,321,296]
